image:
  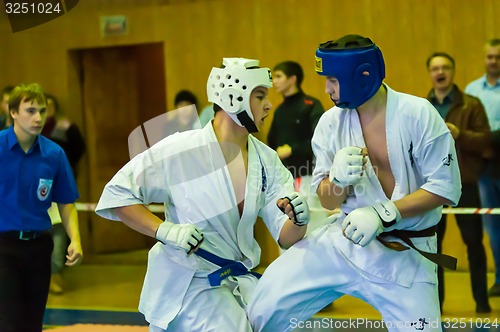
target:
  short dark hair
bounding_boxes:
[426,52,455,69]
[1,85,13,97]
[273,61,304,89]
[213,103,222,114]
[174,90,198,108]
[486,38,500,47]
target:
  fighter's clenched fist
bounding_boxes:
[156,221,204,254]
[277,192,310,226]
[329,146,367,188]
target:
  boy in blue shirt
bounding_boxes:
[0,83,83,332]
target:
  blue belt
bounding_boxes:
[195,248,262,287]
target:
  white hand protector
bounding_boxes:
[342,200,401,247]
[279,192,310,226]
[155,221,204,254]
[329,146,364,188]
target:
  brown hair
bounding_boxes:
[8,83,46,114]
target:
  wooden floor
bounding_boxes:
[43,249,500,330]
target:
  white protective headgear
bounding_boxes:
[207,58,272,133]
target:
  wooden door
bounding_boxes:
[82,44,165,253]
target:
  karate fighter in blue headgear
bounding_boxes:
[247,34,462,332]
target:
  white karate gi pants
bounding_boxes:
[248,224,442,332]
[150,274,257,332]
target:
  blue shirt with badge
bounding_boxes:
[0,126,79,232]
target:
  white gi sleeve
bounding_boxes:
[311,114,336,194]
[258,153,295,242]
[95,148,169,221]
[413,102,462,206]
[418,132,462,206]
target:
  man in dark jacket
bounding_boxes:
[427,52,491,313]
[267,61,328,229]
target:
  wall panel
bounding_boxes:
[0,0,496,266]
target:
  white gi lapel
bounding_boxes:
[385,86,419,201]
[201,125,243,247]
[167,125,236,225]
[236,136,263,269]
[348,109,387,206]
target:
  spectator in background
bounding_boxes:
[41,93,86,295]
[127,90,201,159]
[0,83,83,332]
[42,94,86,176]
[267,61,327,229]
[465,38,500,297]
[165,89,201,135]
[0,86,14,130]
[426,52,491,313]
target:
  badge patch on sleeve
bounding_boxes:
[37,179,53,201]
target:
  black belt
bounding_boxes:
[0,230,50,241]
[377,226,458,270]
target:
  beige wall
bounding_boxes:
[0,0,497,129]
[0,0,497,266]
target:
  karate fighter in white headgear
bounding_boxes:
[247,34,462,332]
[95,57,310,331]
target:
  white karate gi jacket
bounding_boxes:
[96,123,294,328]
[311,85,462,287]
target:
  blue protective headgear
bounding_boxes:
[207,58,272,133]
[315,35,385,109]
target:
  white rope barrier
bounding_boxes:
[442,207,500,215]
[76,203,500,215]
[313,207,500,215]
[75,202,164,213]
